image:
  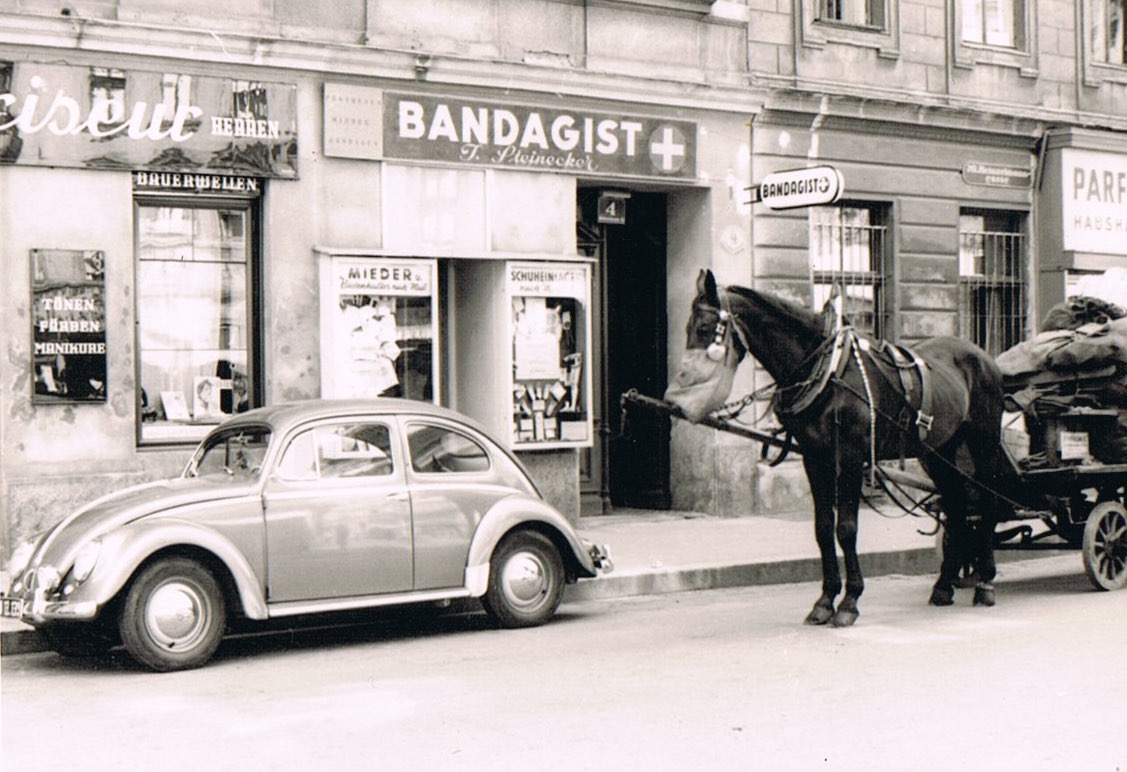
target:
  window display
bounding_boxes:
[136,203,255,443]
[30,249,107,404]
[319,256,438,402]
[507,262,592,449]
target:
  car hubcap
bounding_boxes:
[146,581,209,650]
[501,552,548,610]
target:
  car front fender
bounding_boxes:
[464,495,599,596]
[81,519,269,620]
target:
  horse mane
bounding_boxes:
[724,284,825,338]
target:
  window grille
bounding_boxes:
[958,212,1026,356]
[810,204,889,338]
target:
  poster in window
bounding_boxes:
[507,262,592,449]
[30,249,107,404]
[319,256,439,402]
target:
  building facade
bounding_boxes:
[1,0,1125,560]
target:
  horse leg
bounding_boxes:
[831,465,864,627]
[925,458,969,607]
[966,434,1002,607]
[803,457,840,626]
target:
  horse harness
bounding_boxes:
[777,326,936,436]
[705,293,937,479]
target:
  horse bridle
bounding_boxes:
[704,291,748,363]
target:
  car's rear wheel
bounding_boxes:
[118,557,226,672]
[482,530,564,628]
[40,621,118,658]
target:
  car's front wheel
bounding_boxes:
[118,557,226,672]
[482,530,565,628]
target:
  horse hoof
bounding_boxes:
[831,609,859,628]
[929,587,955,606]
[973,585,995,607]
[804,605,834,626]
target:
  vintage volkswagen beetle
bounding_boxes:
[4,399,611,671]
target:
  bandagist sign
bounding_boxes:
[747,165,844,210]
[31,249,107,404]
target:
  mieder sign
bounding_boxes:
[747,166,845,210]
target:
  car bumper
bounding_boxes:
[587,541,614,573]
[4,578,100,626]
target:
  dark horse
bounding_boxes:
[665,270,1008,627]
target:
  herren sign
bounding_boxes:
[747,165,844,210]
[323,85,698,182]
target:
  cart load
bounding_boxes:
[997,294,1127,468]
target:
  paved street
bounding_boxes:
[2,555,1123,772]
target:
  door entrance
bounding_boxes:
[577,189,670,514]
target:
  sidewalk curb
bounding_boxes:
[565,547,938,602]
[3,547,1063,657]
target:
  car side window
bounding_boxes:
[277,422,394,481]
[316,423,394,478]
[407,423,489,474]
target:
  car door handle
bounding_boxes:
[386,491,409,501]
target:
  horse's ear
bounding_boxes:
[699,269,721,306]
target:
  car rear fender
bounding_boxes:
[88,519,268,619]
[464,496,597,596]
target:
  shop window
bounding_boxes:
[135,200,258,444]
[810,203,889,338]
[817,0,886,28]
[1091,0,1127,64]
[961,0,1026,48]
[958,210,1027,356]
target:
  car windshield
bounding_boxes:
[185,427,272,480]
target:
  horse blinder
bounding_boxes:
[706,310,730,362]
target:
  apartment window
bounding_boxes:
[962,0,1026,47]
[136,199,259,444]
[1091,0,1127,64]
[817,0,885,27]
[88,67,126,135]
[810,203,889,338]
[958,211,1026,356]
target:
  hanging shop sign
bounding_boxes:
[323,84,697,181]
[319,256,440,402]
[30,249,107,404]
[1060,149,1127,256]
[507,262,593,449]
[0,61,297,178]
[746,165,844,210]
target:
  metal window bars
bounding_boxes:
[958,227,1026,356]
[810,207,888,339]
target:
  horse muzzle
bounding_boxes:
[664,349,736,423]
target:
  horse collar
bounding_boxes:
[777,326,854,417]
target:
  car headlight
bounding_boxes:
[6,540,35,579]
[71,540,102,584]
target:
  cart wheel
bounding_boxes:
[1082,501,1127,591]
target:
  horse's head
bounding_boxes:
[664,269,746,422]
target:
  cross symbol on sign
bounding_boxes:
[649,126,686,173]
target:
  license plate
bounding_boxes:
[1,597,24,619]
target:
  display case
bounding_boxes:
[506,262,592,449]
[319,256,439,402]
